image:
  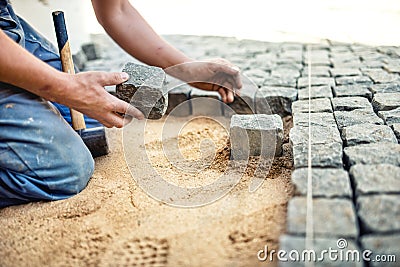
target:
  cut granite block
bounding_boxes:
[287,197,358,238]
[301,66,330,77]
[335,76,372,86]
[297,85,333,100]
[255,86,297,116]
[279,235,362,267]
[329,68,362,77]
[333,85,373,99]
[378,107,400,126]
[290,126,342,147]
[360,234,400,267]
[332,96,372,111]
[357,195,400,234]
[363,69,400,83]
[225,78,257,116]
[342,124,397,146]
[293,112,337,128]
[334,109,383,131]
[116,62,167,119]
[190,89,223,116]
[369,83,400,94]
[293,142,343,168]
[384,63,400,73]
[81,43,101,61]
[297,77,335,88]
[271,68,300,79]
[263,76,297,87]
[344,142,400,166]
[372,93,400,111]
[392,123,400,142]
[230,114,283,159]
[292,168,352,198]
[292,98,332,114]
[166,84,192,116]
[350,164,400,196]
[72,50,87,71]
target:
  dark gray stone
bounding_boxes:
[225,78,257,116]
[360,234,400,267]
[357,195,400,233]
[292,168,352,198]
[293,112,337,128]
[392,123,400,142]
[230,114,283,159]
[190,89,223,116]
[344,142,400,166]
[378,107,400,126]
[116,63,167,119]
[297,86,333,100]
[372,93,400,111]
[369,83,400,94]
[292,98,332,114]
[335,76,372,86]
[81,43,101,61]
[279,235,362,267]
[166,84,191,116]
[350,164,400,195]
[255,86,297,116]
[72,50,87,71]
[297,77,335,88]
[332,96,372,111]
[330,68,362,77]
[342,124,397,146]
[363,69,400,83]
[333,85,372,99]
[290,126,342,147]
[293,142,343,168]
[334,109,384,130]
[287,197,358,238]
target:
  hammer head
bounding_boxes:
[77,127,109,158]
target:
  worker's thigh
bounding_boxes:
[0,86,94,208]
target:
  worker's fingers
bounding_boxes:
[218,87,227,103]
[207,59,243,89]
[113,99,145,121]
[98,72,130,86]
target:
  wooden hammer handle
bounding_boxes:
[52,11,86,131]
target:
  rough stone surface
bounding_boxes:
[357,195,400,233]
[292,168,352,198]
[331,97,372,111]
[334,109,384,131]
[333,85,373,99]
[363,69,400,83]
[279,235,362,267]
[297,85,333,100]
[230,114,283,159]
[255,86,297,116]
[290,126,342,146]
[369,83,400,94]
[297,77,335,88]
[392,123,400,142]
[330,68,362,77]
[372,93,400,111]
[116,62,167,119]
[263,76,297,87]
[360,234,400,267]
[166,84,192,116]
[350,164,400,195]
[292,98,332,113]
[378,107,400,126]
[342,124,397,146]
[293,142,343,168]
[287,197,358,238]
[335,76,372,86]
[293,112,337,128]
[344,142,400,166]
[190,89,223,116]
[301,66,330,77]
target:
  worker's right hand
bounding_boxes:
[52,71,145,128]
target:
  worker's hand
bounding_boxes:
[167,59,242,103]
[54,71,144,128]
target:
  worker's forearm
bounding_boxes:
[92,0,192,69]
[0,30,68,101]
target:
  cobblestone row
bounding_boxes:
[78,34,399,266]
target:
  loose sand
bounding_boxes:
[0,116,293,267]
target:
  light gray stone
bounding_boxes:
[335,76,372,86]
[116,62,167,119]
[378,107,400,126]
[350,164,400,195]
[290,126,342,146]
[301,66,330,77]
[330,68,362,77]
[392,123,400,142]
[190,89,223,116]
[292,98,332,114]
[255,86,297,116]
[297,86,333,100]
[334,109,384,130]
[363,69,400,84]
[287,197,358,238]
[342,124,397,146]
[360,234,400,267]
[263,76,297,87]
[357,195,400,233]
[369,83,400,94]
[384,63,400,73]
[292,168,352,198]
[332,96,371,111]
[230,114,283,159]
[344,142,400,166]
[297,77,335,88]
[293,112,337,128]
[372,93,400,111]
[333,85,373,99]
[293,142,343,168]
[271,68,301,79]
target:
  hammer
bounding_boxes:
[52,11,109,158]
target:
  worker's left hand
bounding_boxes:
[166,58,242,103]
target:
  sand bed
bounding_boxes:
[0,116,293,267]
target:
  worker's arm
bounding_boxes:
[0,30,143,128]
[91,0,242,103]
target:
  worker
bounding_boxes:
[0,0,242,208]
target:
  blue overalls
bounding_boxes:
[0,0,100,207]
